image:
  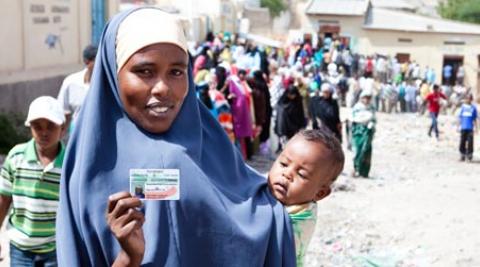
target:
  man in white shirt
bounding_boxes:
[456,64,465,86]
[375,56,387,83]
[57,45,97,140]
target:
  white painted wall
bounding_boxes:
[272,10,291,35]
[244,0,260,8]
[358,30,480,91]
[0,0,92,84]
[23,0,80,69]
[0,1,23,72]
[155,0,237,37]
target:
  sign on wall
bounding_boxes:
[24,0,80,69]
[441,45,465,54]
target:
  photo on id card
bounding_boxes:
[130,169,180,200]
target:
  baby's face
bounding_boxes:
[268,136,333,206]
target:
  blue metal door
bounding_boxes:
[91,0,106,45]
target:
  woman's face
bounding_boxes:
[287,93,297,100]
[118,43,189,134]
[321,90,332,99]
[361,96,371,105]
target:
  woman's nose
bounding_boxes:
[151,79,169,98]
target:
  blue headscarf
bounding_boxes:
[56,7,295,266]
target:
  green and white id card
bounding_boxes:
[129,169,180,200]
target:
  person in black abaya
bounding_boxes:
[309,83,342,141]
[215,66,231,101]
[275,85,306,148]
[249,70,273,143]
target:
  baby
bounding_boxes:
[268,128,345,266]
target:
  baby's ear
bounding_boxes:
[60,124,67,137]
[313,186,331,202]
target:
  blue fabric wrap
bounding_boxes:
[56,7,295,267]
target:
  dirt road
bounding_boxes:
[305,111,480,266]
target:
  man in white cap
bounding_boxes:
[0,96,65,265]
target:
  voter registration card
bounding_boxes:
[130,169,180,200]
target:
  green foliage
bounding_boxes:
[438,0,480,24]
[261,0,287,18]
[0,113,30,155]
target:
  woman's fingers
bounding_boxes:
[107,191,133,213]
[113,209,145,239]
[108,196,142,220]
[116,208,145,229]
[106,191,145,248]
[121,218,145,236]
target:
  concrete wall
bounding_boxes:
[272,11,291,36]
[24,0,80,69]
[0,1,23,73]
[0,0,92,114]
[304,14,365,37]
[243,5,270,35]
[219,0,237,33]
[304,14,365,53]
[0,76,67,116]
[155,0,237,37]
[290,0,310,29]
[0,0,91,77]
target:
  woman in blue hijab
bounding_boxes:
[56,7,295,266]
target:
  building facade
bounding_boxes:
[0,0,242,114]
[0,0,118,114]
[152,0,238,41]
[301,0,480,97]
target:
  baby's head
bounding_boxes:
[268,128,345,206]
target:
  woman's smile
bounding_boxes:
[146,101,174,117]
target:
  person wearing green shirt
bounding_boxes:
[0,96,65,266]
[351,90,376,178]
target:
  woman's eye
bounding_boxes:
[280,162,287,167]
[171,69,185,77]
[135,69,153,76]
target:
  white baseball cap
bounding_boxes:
[360,90,373,98]
[321,83,333,93]
[25,96,65,126]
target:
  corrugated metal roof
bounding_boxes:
[364,8,480,35]
[371,0,415,11]
[306,0,369,16]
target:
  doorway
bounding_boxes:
[442,55,463,86]
[477,55,480,102]
[395,53,410,63]
[319,23,340,51]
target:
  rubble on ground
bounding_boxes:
[304,111,480,267]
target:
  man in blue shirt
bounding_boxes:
[458,94,477,161]
[443,64,453,85]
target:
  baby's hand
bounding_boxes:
[107,192,145,266]
[367,121,374,129]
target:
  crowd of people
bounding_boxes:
[187,30,478,168]
[0,6,478,266]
